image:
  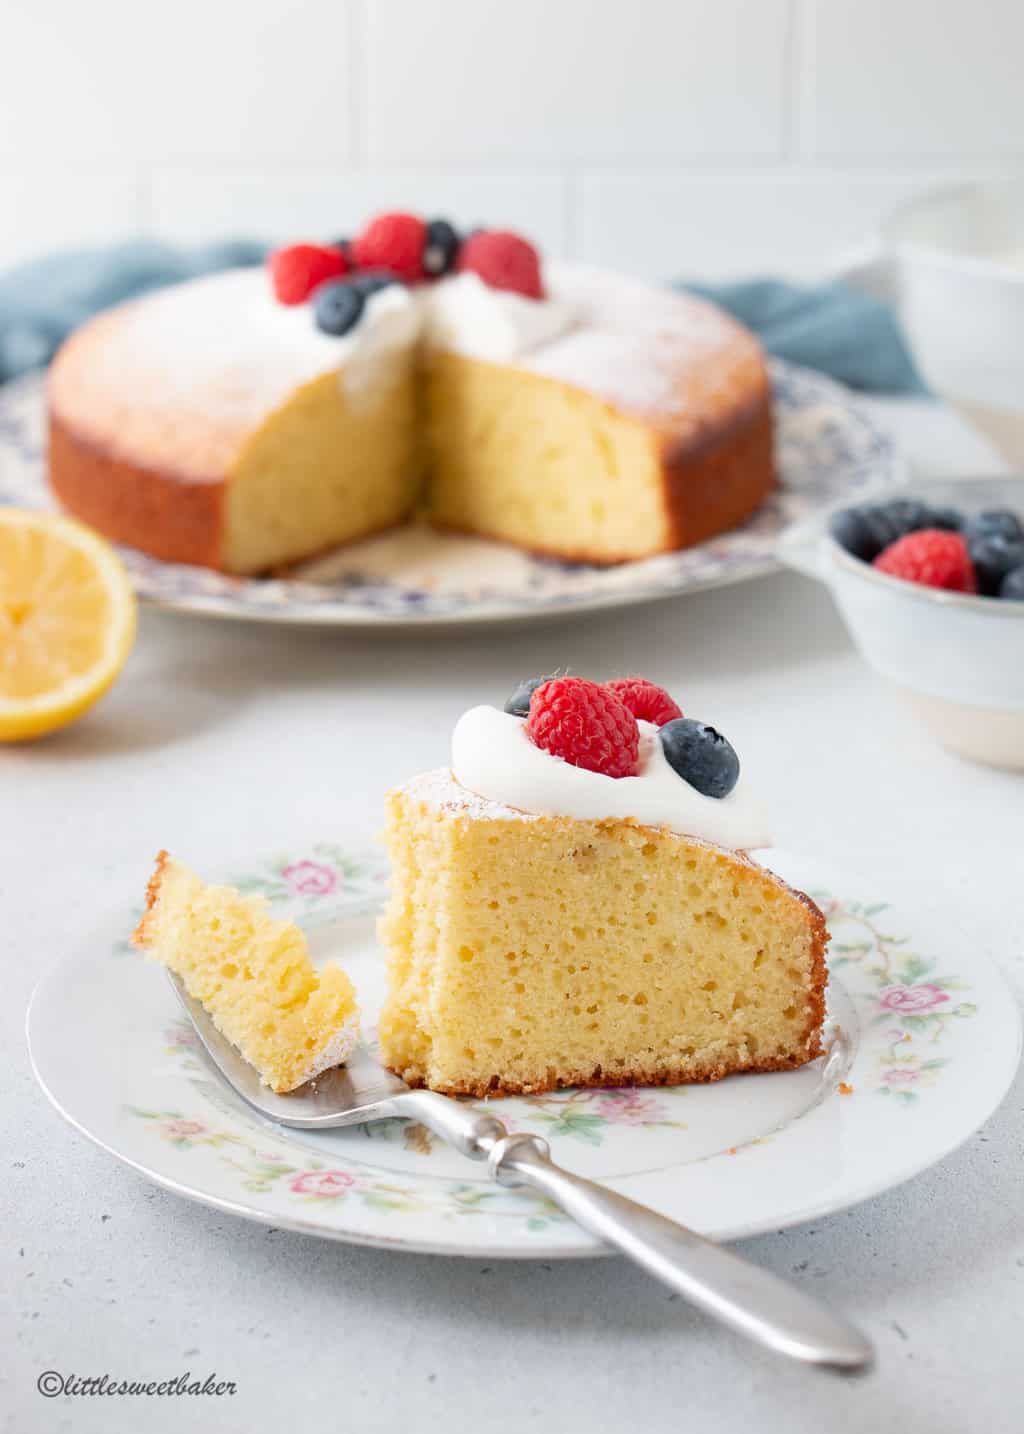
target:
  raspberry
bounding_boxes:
[605,678,682,727]
[526,677,638,778]
[269,243,348,305]
[352,212,427,283]
[873,529,977,593]
[455,230,544,300]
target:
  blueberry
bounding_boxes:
[329,236,352,262]
[503,676,549,717]
[964,508,1023,545]
[967,534,1024,596]
[313,280,365,336]
[1000,565,1024,601]
[879,498,932,536]
[829,504,900,562]
[658,718,739,799]
[422,218,461,277]
[927,505,964,532]
[350,269,400,298]
[875,497,964,538]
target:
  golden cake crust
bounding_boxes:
[49,415,229,569]
[48,264,775,571]
[131,846,172,950]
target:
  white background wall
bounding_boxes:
[2,0,1022,279]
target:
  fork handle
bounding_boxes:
[390,1089,507,1157]
[391,1094,872,1371]
[489,1132,873,1373]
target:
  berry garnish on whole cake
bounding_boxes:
[266,210,547,338]
[455,230,545,300]
[352,212,428,283]
[269,242,349,305]
[422,219,461,278]
[829,498,1024,602]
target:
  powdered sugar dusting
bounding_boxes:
[50,270,418,473]
[396,767,539,822]
[301,1009,360,1084]
[523,265,764,428]
[51,261,764,475]
[395,764,770,873]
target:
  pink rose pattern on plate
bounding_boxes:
[223,842,387,915]
[879,983,950,1014]
[594,1089,670,1125]
[162,1119,206,1139]
[290,1170,355,1198]
[282,860,338,898]
[819,895,976,1104]
[125,1106,568,1231]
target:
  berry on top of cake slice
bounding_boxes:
[379,673,827,1098]
[133,852,359,1093]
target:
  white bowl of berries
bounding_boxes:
[782,479,1024,769]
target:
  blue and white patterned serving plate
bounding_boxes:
[0,361,900,628]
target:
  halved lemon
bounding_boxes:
[0,508,137,741]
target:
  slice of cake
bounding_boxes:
[379,676,827,1097]
[133,851,358,1092]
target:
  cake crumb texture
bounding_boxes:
[378,782,826,1096]
[132,851,359,1092]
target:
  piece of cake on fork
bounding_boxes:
[379,675,827,1097]
[133,851,359,1092]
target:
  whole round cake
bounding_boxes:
[48,214,775,574]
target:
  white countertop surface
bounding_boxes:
[4,399,1022,1434]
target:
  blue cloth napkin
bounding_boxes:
[684,278,928,396]
[0,240,267,384]
[0,239,927,394]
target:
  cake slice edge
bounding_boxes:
[133,850,360,1093]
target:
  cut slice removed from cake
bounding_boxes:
[379,771,827,1097]
[133,851,359,1092]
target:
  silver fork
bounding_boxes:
[168,972,873,1372]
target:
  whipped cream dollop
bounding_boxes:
[335,270,578,405]
[422,272,578,361]
[339,283,421,406]
[451,705,773,851]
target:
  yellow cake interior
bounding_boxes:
[133,851,359,1092]
[223,352,670,573]
[425,352,671,561]
[224,364,421,574]
[379,776,826,1096]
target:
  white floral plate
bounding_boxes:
[27,843,1020,1258]
[0,361,899,627]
